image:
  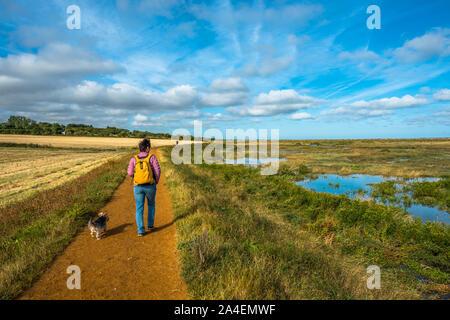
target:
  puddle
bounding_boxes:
[296,174,447,224]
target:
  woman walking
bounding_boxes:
[127,138,161,236]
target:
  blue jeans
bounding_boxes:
[133,183,156,234]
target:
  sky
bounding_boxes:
[0,0,449,139]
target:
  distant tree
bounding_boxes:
[7,116,36,129]
[0,115,170,138]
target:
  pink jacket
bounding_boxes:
[127,152,161,185]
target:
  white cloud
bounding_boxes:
[322,94,429,120]
[434,106,450,117]
[198,77,249,107]
[0,43,121,80]
[241,56,293,77]
[393,28,450,63]
[255,89,322,105]
[199,92,248,107]
[227,89,324,117]
[350,95,429,109]
[287,112,314,120]
[338,48,379,61]
[322,107,394,119]
[132,109,202,127]
[433,89,450,101]
[134,114,148,122]
[209,77,248,92]
[227,104,302,116]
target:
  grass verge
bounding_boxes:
[0,152,132,299]
[161,147,449,299]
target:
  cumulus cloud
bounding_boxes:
[208,77,248,92]
[433,89,450,101]
[254,89,321,105]
[132,109,239,129]
[198,77,249,107]
[287,112,314,120]
[132,109,202,126]
[350,95,429,109]
[0,43,121,80]
[0,42,122,99]
[72,82,197,110]
[393,28,450,63]
[322,94,429,120]
[133,114,148,122]
[199,92,248,107]
[227,89,324,116]
[0,43,201,124]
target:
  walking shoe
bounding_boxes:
[138,233,145,237]
[148,226,155,232]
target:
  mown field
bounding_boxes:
[161,140,449,300]
[0,134,179,149]
[0,145,128,208]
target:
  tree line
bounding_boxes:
[0,115,171,139]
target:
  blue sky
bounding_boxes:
[0,0,449,138]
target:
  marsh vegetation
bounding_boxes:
[162,142,449,299]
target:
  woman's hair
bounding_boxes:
[139,138,151,152]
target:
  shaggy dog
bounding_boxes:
[88,212,109,240]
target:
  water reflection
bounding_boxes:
[296,174,447,224]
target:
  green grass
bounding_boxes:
[161,146,449,299]
[368,177,450,212]
[408,178,450,211]
[0,152,132,300]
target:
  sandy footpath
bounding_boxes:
[18,150,188,300]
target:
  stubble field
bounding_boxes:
[0,146,128,208]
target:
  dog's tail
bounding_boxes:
[88,217,93,228]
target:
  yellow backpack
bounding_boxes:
[134,154,155,185]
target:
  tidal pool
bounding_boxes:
[296,174,448,224]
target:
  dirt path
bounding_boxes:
[18,150,188,300]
